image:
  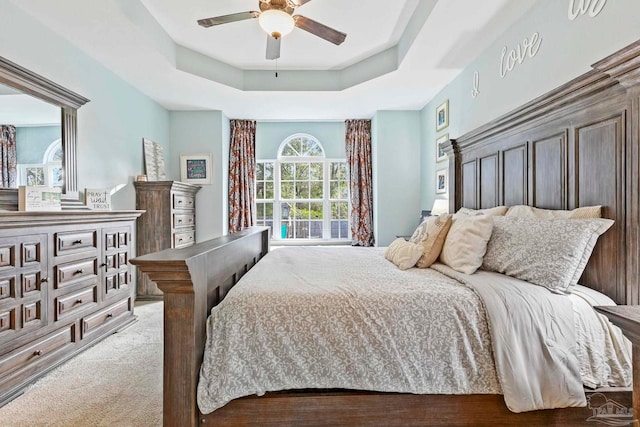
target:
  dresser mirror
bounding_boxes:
[0,56,89,209]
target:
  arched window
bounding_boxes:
[256,133,349,241]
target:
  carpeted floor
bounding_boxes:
[0,300,163,427]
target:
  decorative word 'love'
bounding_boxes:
[568,0,608,21]
[499,32,542,79]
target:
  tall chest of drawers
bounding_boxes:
[0,210,142,406]
[134,181,201,299]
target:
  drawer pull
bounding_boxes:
[75,299,83,304]
[106,313,113,319]
[73,269,84,275]
[33,350,42,356]
[177,219,183,223]
[41,277,48,283]
[72,240,83,245]
[100,263,107,268]
[177,200,183,205]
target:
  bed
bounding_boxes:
[130,38,640,426]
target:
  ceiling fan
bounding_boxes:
[197,0,347,60]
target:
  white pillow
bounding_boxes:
[439,215,494,275]
[385,238,423,270]
[481,217,613,293]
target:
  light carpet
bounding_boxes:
[0,300,163,427]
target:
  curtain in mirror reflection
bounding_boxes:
[0,125,17,188]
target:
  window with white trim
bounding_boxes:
[255,134,349,241]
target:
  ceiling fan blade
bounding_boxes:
[293,15,346,45]
[266,35,281,60]
[197,11,260,28]
[290,0,313,6]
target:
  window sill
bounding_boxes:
[270,239,351,247]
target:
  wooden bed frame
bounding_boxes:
[131,39,640,426]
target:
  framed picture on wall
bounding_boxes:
[435,168,447,194]
[180,153,212,185]
[18,164,46,186]
[436,133,449,162]
[436,99,449,131]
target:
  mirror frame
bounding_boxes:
[0,56,89,209]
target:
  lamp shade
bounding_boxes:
[259,10,295,38]
[431,199,449,216]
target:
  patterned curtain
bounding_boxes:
[228,120,256,233]
[345,119,375,247]
[0,125,17,188]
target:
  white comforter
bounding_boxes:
[197,247,631,414]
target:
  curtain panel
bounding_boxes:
[0,125,17,189]
[345,119,375,247]
[228,120,256,233]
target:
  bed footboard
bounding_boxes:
[130,226,270,427]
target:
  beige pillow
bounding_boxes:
[505,205,601,219]
[409,214,452,268]
[439,215,494,274]
[385,238,423,270]
[456,206,508,217]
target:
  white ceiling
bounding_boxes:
[8,0,537,121]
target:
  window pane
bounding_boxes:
[309,220,323,238]
[256,163,264,180]
[330,182,339,199]
[265,182,274,199]
[332,201,348,219]
[331,162,347,180]
[294,202,309,219]
[307,143,323,157]
[310,163,323,180]
[281,202,292,219]
[295,163,309,180]
[294,221,309,238]
[281,146,297,156]
[310,202,323,219]
[281,182,294,199]
[256,182,265,199]
[295,182,310,199]
[339,182,348,199]
[281,163,294,180]
[310,182,323,199]
[264,163,273,180]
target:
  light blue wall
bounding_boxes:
[1,0,170,210]
[256,121,345,159]
[372,111,421,246]
[420,0,640,211]
[15,126,60,164]
[169,111,228,241]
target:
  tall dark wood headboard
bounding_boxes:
[444,40,640,305]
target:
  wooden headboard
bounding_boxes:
[444,40,640,305]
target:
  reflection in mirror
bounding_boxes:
[0,81,61,189]
[0,56,89,209]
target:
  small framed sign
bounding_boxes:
[85,188,112,210]
[18,186,62,211]
[180,154,212,185]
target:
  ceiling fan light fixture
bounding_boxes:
[259,9,294,38]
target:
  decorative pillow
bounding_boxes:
[385,238,423,270]
[439,215,494,275]
[505,205,602,219]
[481,217,614,293]
[409,214,452,268]
[456,206,509,217]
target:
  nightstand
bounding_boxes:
[594,305,640,427]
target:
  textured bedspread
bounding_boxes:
[197,246,631,414]
[197,247,500,413]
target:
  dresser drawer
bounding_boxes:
[55,231,97,255]
[56,287,97,319]
[173,213,195,228]
[55,259,97,289]
[173,230,195,248]
[0,326,74,377]
[81,298,131,339]
[173,194,195,210]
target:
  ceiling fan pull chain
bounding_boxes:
[275,59,279,78]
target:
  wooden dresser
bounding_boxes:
[0,210,142,406]
[134,181,201,299]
